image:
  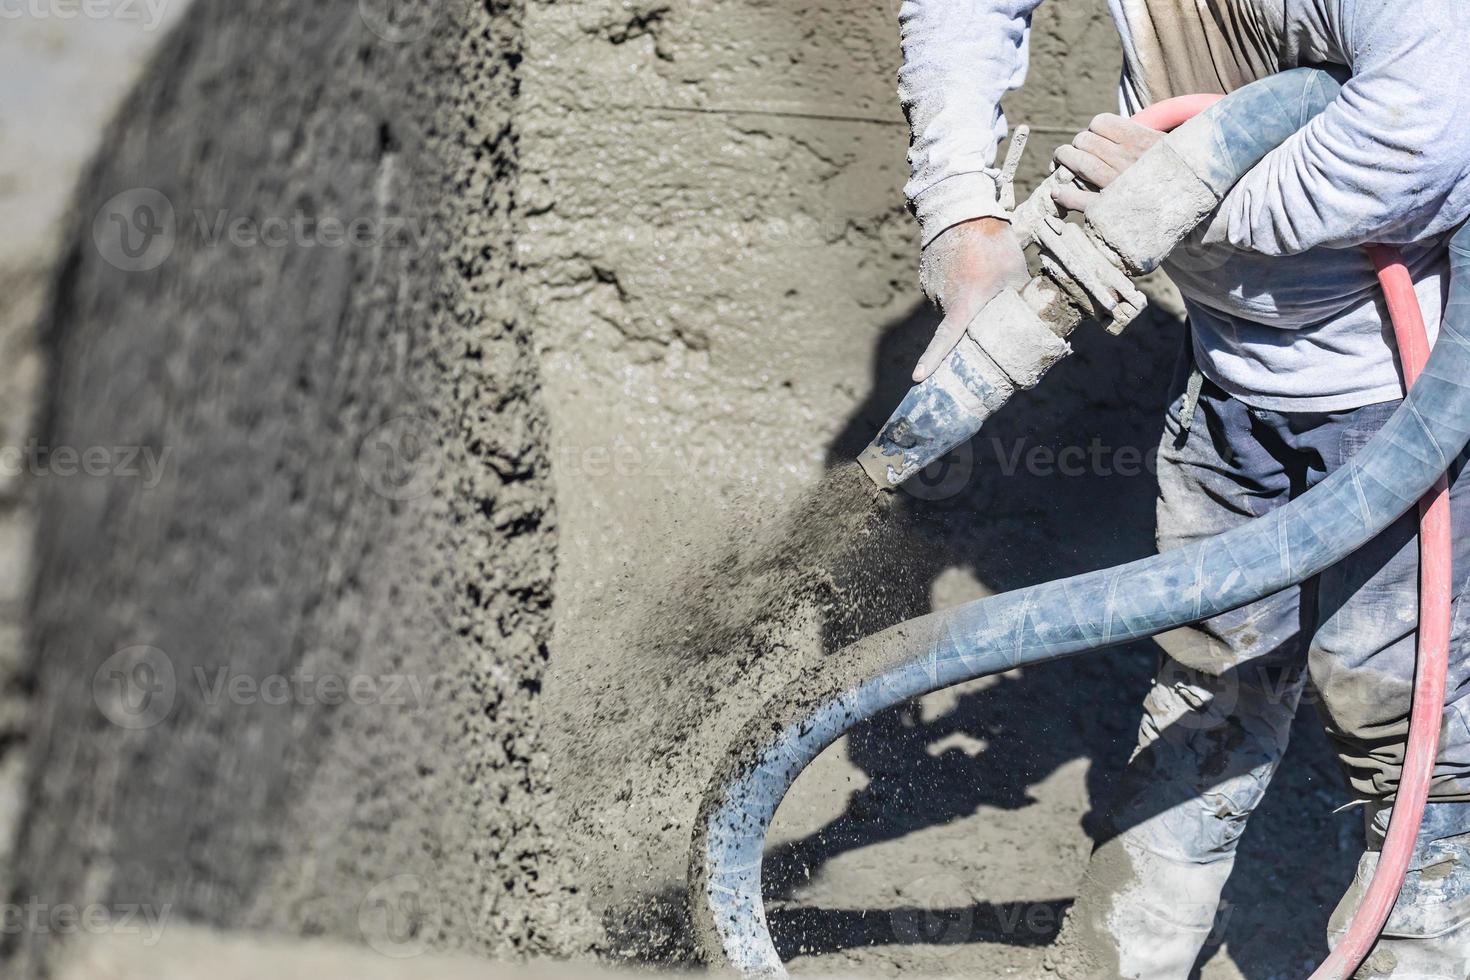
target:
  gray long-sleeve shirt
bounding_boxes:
[900,0,1470,411]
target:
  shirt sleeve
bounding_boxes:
[898,0,1045,247]
[1215,0,1470,255]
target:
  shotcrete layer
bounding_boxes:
[526,0,1364,975]
[7,0,590,971]
[524,0,1137,961]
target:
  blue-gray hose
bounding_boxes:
[688,71,1470,975]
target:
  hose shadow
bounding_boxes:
[761,300,1359,975]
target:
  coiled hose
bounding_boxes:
[691,77,1466,979]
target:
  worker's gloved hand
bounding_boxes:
[915,216,1029,382]
[1050,113,1165,215]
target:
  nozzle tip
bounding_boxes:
[857,447,900,491]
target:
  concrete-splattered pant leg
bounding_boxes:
[1050,658,1307,979]
[1310,426,1470,976]
[1054,375,1470,978]
[1327,802,1470,979]
[1052,377,1309,980]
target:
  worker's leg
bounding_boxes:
[1303,399,1470,976]
[1326,802,1470,979]
[1052,377,1309,980]
[1055,659,1307,979]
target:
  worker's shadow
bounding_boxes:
[760,300,1361,977]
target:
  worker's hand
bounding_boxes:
[915,217,1029,382]
[1050,113,1164,214]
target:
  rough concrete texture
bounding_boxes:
[524,0,1362,975]
[0,0,191,884]
[7,0,589,972]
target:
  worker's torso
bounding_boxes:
[1107,0,1348,105]
[1111,0,1282,103]
[1103,0,1449,412]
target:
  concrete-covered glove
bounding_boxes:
[915,216,1029,382]
[1050,113,1164,214]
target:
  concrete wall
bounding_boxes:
[6,0,588,971]
[0,0,193,886]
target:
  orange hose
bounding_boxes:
[1130,96,1452,980]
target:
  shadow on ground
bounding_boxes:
[607,301,1361,977]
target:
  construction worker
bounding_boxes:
[898,2,1470,976]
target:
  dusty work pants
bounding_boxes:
[1053,371,1470,979]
